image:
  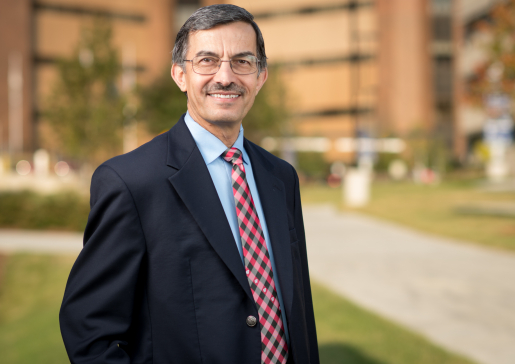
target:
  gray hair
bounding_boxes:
[172,4,267,75]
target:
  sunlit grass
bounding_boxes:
[0,254,73,364]
[301,181,515,251]
[0,254,475,364]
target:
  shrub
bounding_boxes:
[0,191,89,231]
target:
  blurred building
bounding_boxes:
[0,0,202,160]
[233,0,459,162]
[2,0,496,164]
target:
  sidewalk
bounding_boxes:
[303,205,515,364]
[0,229,83,254]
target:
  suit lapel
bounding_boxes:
[166,117,253,301]
[245,140,294,320]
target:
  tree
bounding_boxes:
[242,65,289,143]
[137,70,186,135]
[467,0,515,104]
[45,19,124,167]
[137,65,288,144]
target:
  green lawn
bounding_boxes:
[0,254,475,364]
[301,181,515,252]
[0,254,73,364]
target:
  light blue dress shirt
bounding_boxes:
[184,112,289,343]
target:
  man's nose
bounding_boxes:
[212,61,238,86]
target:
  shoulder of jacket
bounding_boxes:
[101,132,168,171]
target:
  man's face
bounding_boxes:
[172,22,267,128]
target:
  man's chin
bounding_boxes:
[205,112,243,126]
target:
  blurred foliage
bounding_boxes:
[0,191,89,231]
[138,65,288,143]
[467,0,515,104]
[243,65,289,143]
[45,19,124,167]
[405,127,453,174]
[374,153,401,173]
[473,140,490,162]
[137,69,187,135]
[296,152,330,180]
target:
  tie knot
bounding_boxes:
[222,147,243,165]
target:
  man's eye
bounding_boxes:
[199,57,215,64]
[235,59,250,65]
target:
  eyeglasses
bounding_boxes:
[184,55,260,75]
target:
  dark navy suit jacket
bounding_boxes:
[60,116,320,364]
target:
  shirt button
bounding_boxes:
[246,315,257,327]
[263,287,267,292]
[254,279,258,284]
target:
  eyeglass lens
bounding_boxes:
[191,56,258,75]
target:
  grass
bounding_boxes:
[0,254,74,364]
[0,254,475,364]
[301,181,515,252]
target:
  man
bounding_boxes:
[60,4,319,364]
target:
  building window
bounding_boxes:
[175,0,201,33]
[433,15,452,41]
[434,57,453,101]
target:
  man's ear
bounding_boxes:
[171,63,187,92]
[255,68,268,95]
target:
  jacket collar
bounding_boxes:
[166,114,195,170]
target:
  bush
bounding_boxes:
[0,191,89,231]
[374,153,401,173]
[296,152,330,181]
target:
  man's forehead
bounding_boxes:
[187,22,257,55]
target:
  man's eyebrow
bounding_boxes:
[193,50,257,58]
[195,50,219,57]
[232,51,256,58]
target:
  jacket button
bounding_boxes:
[246,315,257,327]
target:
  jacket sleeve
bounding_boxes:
[292,166,320,364]
[59,165,146,364]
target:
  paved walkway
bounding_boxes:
[304,205,515,364]
[0,229,83,254]
[1,208,514,364]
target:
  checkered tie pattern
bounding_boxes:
[222,147,288,364]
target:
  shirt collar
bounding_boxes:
[184,111,248,165]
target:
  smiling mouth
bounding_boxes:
[208,94,240,99]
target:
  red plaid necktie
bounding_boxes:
[222,147,288,364]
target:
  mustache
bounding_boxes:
[205,83,246,95]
